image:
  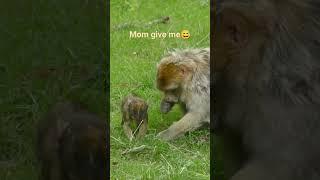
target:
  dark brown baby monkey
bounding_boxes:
[37,102,107,180]
[121,95,148,140]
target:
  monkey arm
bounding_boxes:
[38,124,67,180]
[136,120,148,139]
[39,138,63,180]
[122,121,134,141]
[157,111,205,141]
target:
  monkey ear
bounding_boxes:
[220,9,249,50]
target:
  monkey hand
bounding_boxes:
[157,129,177,141]
[122,123,134,141]
[129,135,134,141]
[157,112,204,141]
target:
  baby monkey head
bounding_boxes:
[121,95,149,140]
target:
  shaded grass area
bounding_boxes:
[0,1,106,179]
[110,0,210,179]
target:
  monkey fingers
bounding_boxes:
[157,112,204,141]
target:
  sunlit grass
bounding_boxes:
[110,0,210,179]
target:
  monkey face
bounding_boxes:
[129,103,148,123]
[159,88,181,113]
[214,3,276,133]
[121,95,149,140]
[121,95,149,134]
[160,99,175,113]
[163,90,180,102]
[214,6,272,78]
[156,61,188,114]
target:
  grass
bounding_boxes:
[0,1,106,179]
[110,0,210,179]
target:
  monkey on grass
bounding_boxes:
[121,95,148,140]
[37,101,107,180]
[156,48,210,141]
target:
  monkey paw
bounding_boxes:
[157,129,177,141]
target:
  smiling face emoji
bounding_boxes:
[181,30,190,39]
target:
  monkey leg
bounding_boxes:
[136,120,148,139]
[157,112,204,141]
[216,132,246,179]
[231,160,292,180]
[48,161,64,180]
[39,132,63,180]
[40,153,63,180]
[122,121,134,141]
[40,162,61,180]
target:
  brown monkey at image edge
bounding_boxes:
[214,0,320,180]
[121,95,148,140]
[37,102,107,180]
[156,48,210,141]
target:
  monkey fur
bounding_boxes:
[156,48,210,141]
[121,95,148,140]
[214,1,320,179]
[37,102,107,180]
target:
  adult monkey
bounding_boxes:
[213,0,320,180]
[156,48,210,141]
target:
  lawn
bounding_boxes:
[0,1,107,179]
[110,0,210,179]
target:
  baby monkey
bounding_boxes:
[37,102,107,180]
[121,95,148,140]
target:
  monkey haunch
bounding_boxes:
[121,95,148,140]
[37,102,107,180]
[214,1,320,180]
[156,48,210,141]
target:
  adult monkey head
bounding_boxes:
[213,0,320,179]
[213,1,276,132]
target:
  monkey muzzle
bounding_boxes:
[160,100,175,114]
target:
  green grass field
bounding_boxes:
[110,0,210,179]
[0,1,106,179]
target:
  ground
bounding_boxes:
[110,0,210,179]
[0,1,106,179]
